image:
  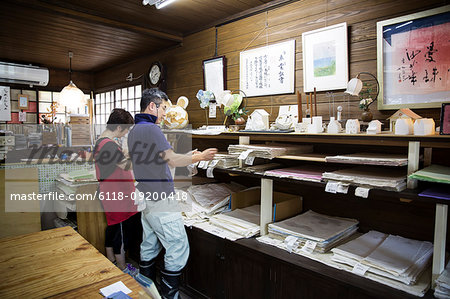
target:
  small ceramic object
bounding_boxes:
[367,120,382,134]
[414,118,435,135]
[327,117,342,134]
[164,96,189,129]
[274,114,293,130]
[308,116,323,133]
[345,119,360,134]
[395,118,414,135]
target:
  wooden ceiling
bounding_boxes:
[0,0,289,73]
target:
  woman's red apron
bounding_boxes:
[94,138,137,226]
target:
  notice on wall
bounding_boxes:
[240,40,295,97]
[0,86,11,121]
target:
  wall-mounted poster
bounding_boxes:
[0,86,11,121]
[377,5,450,110]
[302,22,348,93]
[240,39,295,97]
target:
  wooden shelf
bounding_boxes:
[188,131,450,148]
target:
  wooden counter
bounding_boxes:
[0,227,145,298]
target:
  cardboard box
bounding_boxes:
[230,187,302,222]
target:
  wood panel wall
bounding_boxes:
[94,0,448,129]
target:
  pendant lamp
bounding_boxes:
[59,52,85,111]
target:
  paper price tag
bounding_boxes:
[355,187,370,198]
[209,159,219,167]
[337,183,349,194]
[325,181,338,193]
[206,167,214,178]
[300,240,317,254]
[238,150,252,160]
[245,156,255,165]
[352,263,370,276]
[209,102,217,118]
[198,161,206,169]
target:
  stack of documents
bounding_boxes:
[207,205,261,240]
[228,144,313,160]
[322,166,407,191]
[182,183,245,226]
[268,210,359,253]
[435,262,450,298]
[211,153,240,169]
[264,165,337,182]
[409,165,450,184]
[241,163,282,173]
[332,231,433,285]
[325,153,408,166]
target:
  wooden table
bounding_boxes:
[0,226,146,298]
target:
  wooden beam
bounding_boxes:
[187,0,300,35]
[9,0,183,43]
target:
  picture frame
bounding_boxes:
[203,56,226,98]
[302,22,348,93]
[18,94,29,109]
[239,39,295,97]
[440,103,450,135]
[377,5,450,110]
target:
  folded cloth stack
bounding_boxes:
[208,205,260,239]
[435,262,450,299]
[182,183,245,226]
[331,230,433,285]
[268,210,359,253]
[228,143,313,160]
[322,166,407,191]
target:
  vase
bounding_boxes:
[234,117,246,125]
[361,109,373,122]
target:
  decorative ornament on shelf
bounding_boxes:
[345,72,379,123]
[196,89,214,109]
[164,96,189,129]
[222,90,247,126]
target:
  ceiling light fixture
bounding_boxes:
[59,51,86,111]
[142,0,177,9]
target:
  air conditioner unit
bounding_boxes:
[0,62,49,86]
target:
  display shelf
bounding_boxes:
[188,131,450,294]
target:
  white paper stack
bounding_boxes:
[228,143,313,160]
[264,165,333,182]
[435,262,450,299]
[325,153,408,166]
[268,210,359,253]
[332,231,433,285]
[212,153,240,169]
[208,205,260,240]
[182,183,245,226]
[322,166,407,191]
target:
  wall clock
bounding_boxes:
[148,61,164,88]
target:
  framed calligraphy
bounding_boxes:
[0,86,11,121]
[377,5,450,110]
[203,56,226,98]
[440,103,450,135]
[302,22,348,93]
[240,40,295,97]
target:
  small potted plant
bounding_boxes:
[232,108,249,125]
[359,83,374,122]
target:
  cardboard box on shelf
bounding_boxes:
[230,187,302,222]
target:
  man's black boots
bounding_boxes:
[160,269,182,299]
[139,259,157,282]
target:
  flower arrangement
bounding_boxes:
[359,98,373,110]
[358,83,374,110]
